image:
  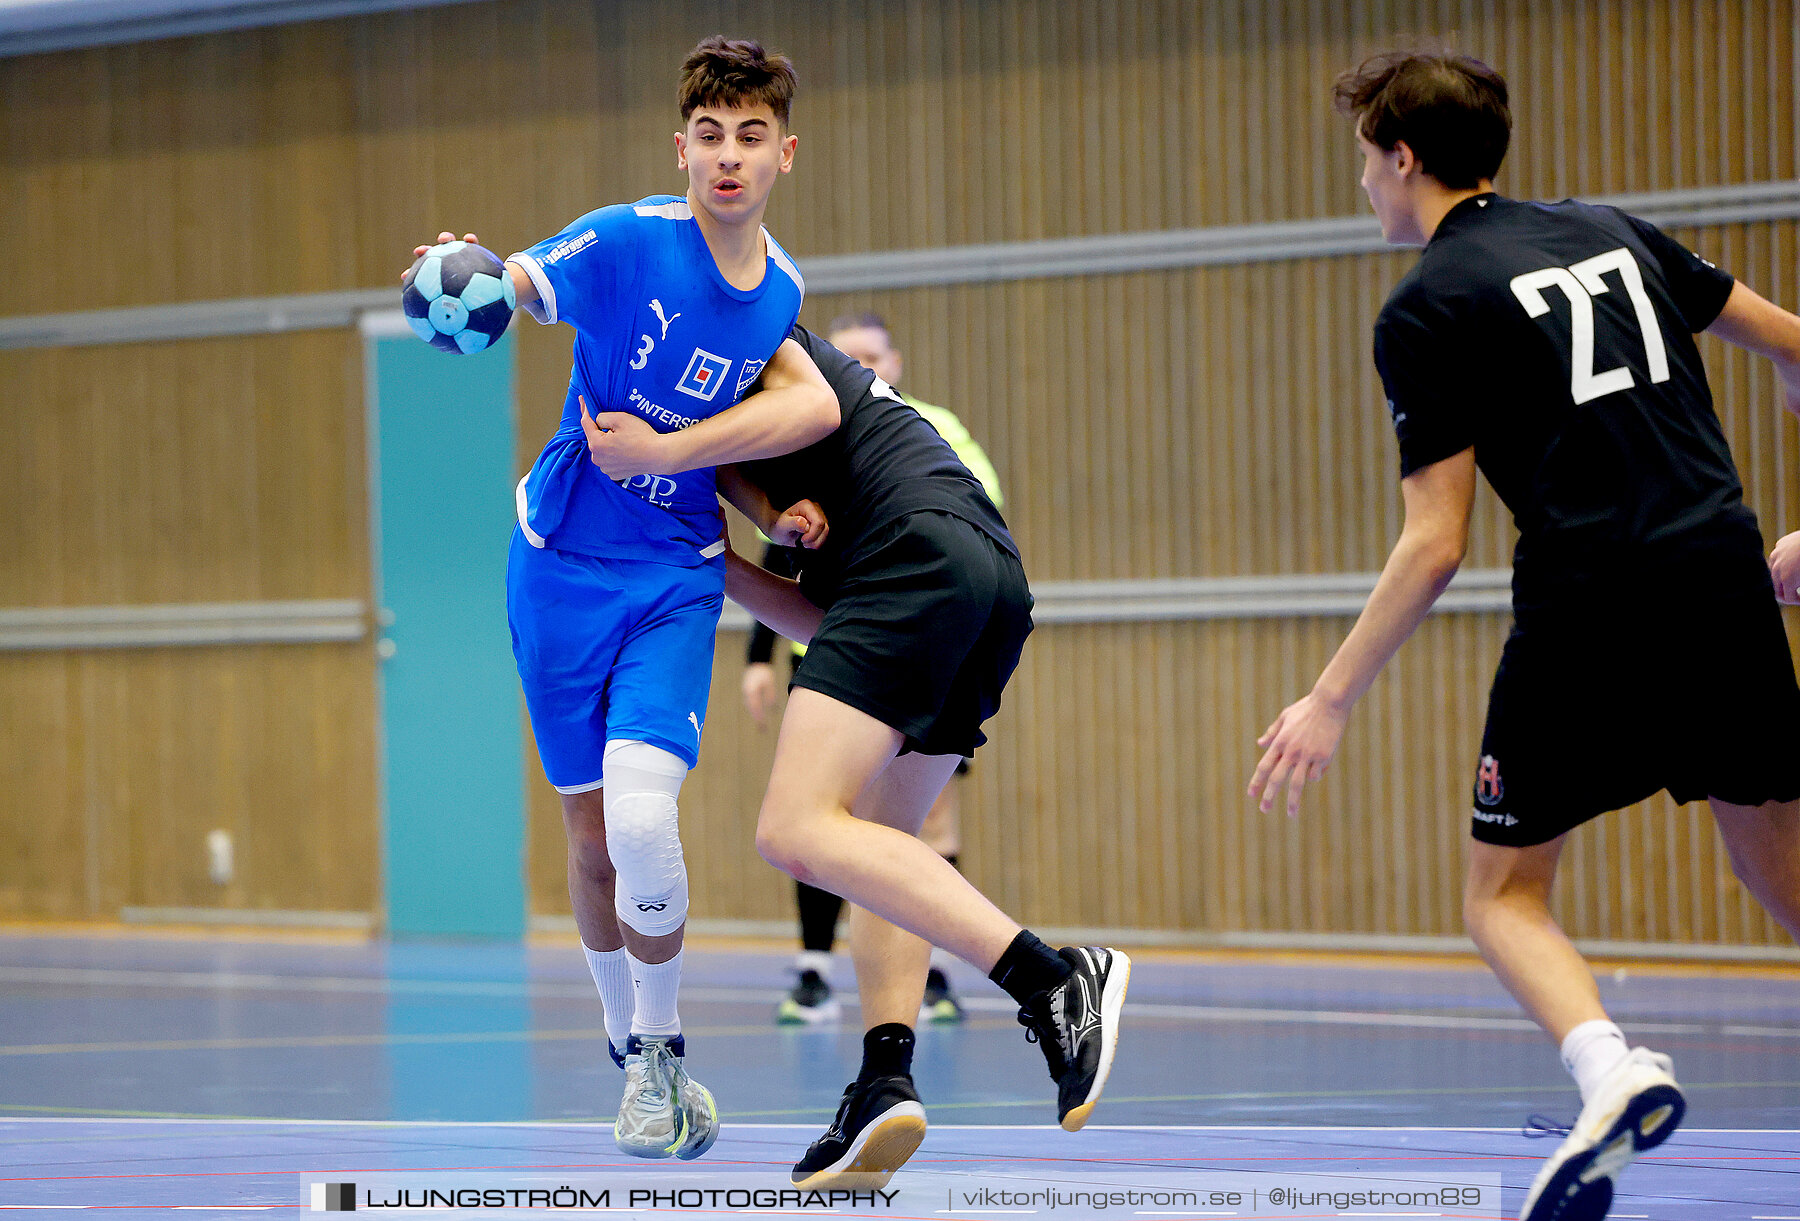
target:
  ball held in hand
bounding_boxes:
[401,241,517,355]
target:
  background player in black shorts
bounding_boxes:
[716,325,1131,1190]
[1245,51,1800,1221]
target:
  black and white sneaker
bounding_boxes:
[1017,946,1131,1132]
[1519,1048,1685,1221]
[789,1075,928,1190]
[777,969,841,1025]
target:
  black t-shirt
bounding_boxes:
[1373,193,1757,608]
[738,325,1017,606]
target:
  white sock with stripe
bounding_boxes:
[1561,1019,1630,1104]
[581,943,633,1057]
[627,948,683,1040]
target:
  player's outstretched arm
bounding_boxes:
[1706,281,1800,416]
[585,338,838,479]
[404,231,540,312]
[1248,447,1476,819]
[723,549,825,646]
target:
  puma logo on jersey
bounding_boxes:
[688,712,702,738]
[649,299,681,340]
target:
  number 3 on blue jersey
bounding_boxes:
[630,334,653,370]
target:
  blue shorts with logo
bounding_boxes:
[506,527,724,792]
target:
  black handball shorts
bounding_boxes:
[791,511,1032,759]
[1470,581,1800,847]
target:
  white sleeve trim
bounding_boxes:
[698,538,726,559]
[507,253,558,325]
[634,201,695,220]
[516,475,547,547]
[763,231,806,298]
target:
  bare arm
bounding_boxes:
[717,465,780,535]
[501,260,541,312]
[725,549,825,645]
[716,466,829,549]
[1247,447,1477,817]
[1706,281,1800,415]
[583,338,839,479]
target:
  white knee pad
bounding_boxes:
[603,740,689,937]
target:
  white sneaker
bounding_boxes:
[614,1036,680,1158]
[1520,1047,1685,1221]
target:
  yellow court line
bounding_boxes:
[0,1024,779,1058]
[5,923,1795,977]
[0,921,370,946]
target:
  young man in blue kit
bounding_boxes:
[414,36,837,1160]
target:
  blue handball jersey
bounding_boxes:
[508,196,806,565]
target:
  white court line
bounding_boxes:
[1,1118,1797,1133]
[7,967,1798,1040]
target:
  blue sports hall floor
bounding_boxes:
[1,929,1795,1218]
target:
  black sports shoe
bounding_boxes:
[918,967,964,1024]
[1017,946,1131,1132]
[777,968,841,1025]
[790,1075,928,1190]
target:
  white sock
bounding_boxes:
[627,948,683,1039]
[582,944,634,1055]
[795,950,833,977]
[1561,1019,1630,1103]
[929,947,954,973]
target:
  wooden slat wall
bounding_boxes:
[8,0,1795,314]
[0,334,378,918]
[5,0,1797,945]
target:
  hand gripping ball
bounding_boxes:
[401,241,518,355]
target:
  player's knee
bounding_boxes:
[602,741,690,938]
[1724,844,1800,922]
[560,792,614,883]
[567,829,616,886]
[754,819,816,886]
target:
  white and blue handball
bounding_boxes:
[401,241,517,355]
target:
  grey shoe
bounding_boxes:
[667,1049,719,1161]
[614,1036,680,1158]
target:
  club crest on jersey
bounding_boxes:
[676,348,733,401]
[734,357,767,400]
[1476,754,1504,805]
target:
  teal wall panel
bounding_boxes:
[369,327,525,939]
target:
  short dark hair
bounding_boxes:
[826,312,888,337]
[1333,51,1510,188]
[679,36,797,128]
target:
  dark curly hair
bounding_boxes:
[679,36,797,128]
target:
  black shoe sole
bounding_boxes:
[1521,1083,1685,1221]
[790,1101,927,1191]
[1060,950,1132,1133]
